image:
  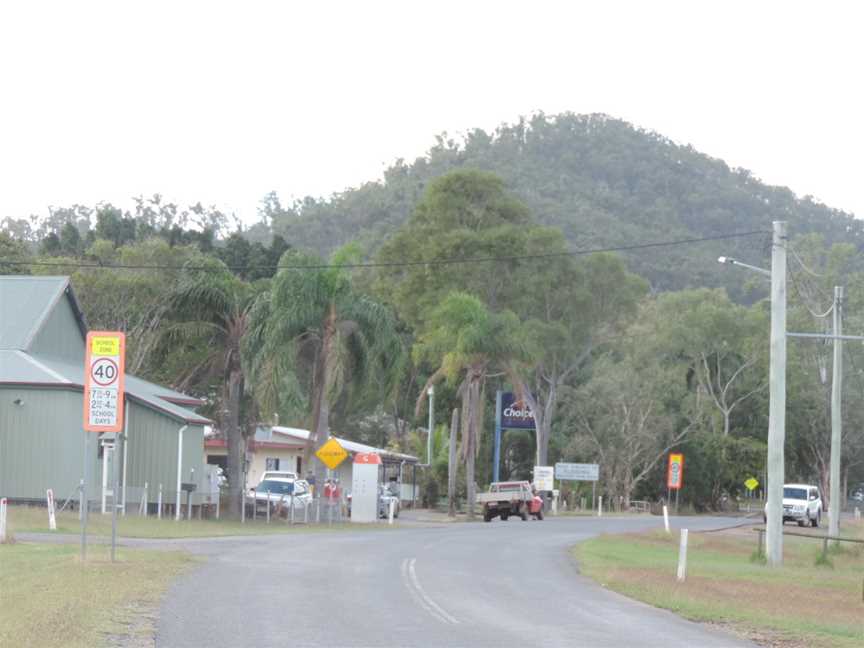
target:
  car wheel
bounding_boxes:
[536,509,544,521]
[483,510,492,522]
[521,506,529,521]
[812,511,820,528]
[797,518,806,527]
[501,513,509,521]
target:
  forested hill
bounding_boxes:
[271,113,862,295]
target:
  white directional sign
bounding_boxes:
[83,331,126,432]
[555,462,599,481]
[533,466,555,491]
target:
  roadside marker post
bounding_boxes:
[663,505,670,534]
[677,528,689,582]
[47,489,57,531]
[0,497,7,542]
[388,499,395,525]
[157,484,163,519]
[598,496,603,517]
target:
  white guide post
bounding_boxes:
[677,528,689,582]
[0,497,7,542]
[47,489,57,531]
[597,496,603,517]
[663,504,670,534]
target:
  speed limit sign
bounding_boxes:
[83,331,126,432]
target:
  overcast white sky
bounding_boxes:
[0,1,861,227]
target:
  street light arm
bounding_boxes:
[717,256,771,277]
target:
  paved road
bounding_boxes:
[154,514,754,648]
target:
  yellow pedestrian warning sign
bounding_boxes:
[315,437,349,470]
[744,477,759,491]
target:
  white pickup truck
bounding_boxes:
[477,481,544,522]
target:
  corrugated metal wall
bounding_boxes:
[0,387,98,500]
[0,387,205,505]
[29,296,85,362]
[122,402,205,504]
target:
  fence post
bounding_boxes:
[140,482,148,517]
[677,528,689,582]
[663,504,670,534]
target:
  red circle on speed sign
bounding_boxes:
[91,357,119,386]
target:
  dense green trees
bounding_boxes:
[3,113,864,513]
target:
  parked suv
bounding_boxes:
[764,484,822,527]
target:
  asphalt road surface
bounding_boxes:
[155,514,755,648]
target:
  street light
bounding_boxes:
[718,222,787,567]
[427,386,435,466]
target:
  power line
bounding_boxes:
[0,230,770,273]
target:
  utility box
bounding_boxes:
[351,452,381,523]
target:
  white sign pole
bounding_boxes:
[663,504,670,534]
[0,497,7,542]
[46,489,57,530]
[677,528,689,582]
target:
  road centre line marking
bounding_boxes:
[401,558,450,624]
[406,558,459,625]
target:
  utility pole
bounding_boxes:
[427,386,435,465]
[829,286,843,540]
[766,220,787,567]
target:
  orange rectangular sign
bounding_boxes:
[667,453,684,490]
[83,331,126,432]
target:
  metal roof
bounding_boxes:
[263,426,418,463]
[0,276,87,349]
[0,275,210,425]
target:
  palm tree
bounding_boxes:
[162,261,256,516]
[414,292,527,518]
[244,245,401,492]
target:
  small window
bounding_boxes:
[265,457,280,471]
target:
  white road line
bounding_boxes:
[401,558,450,624]
[406,558,459,625]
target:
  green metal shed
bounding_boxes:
[0,275,214,515]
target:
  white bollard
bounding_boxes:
[157,484,163,519]
[46,489,57,531]
[552,496,558,516]
[388,499,395,525]
[855,507,861,520]
[0,497,7,542]
[677,528,689,582]
[663,504,670,534]
[598,496,603,517]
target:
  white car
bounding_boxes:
[764,484,822,527]
[249,477,312,516]
[260,470,298,482]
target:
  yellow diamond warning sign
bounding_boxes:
[315,437,349,470]
[744,477,759,491]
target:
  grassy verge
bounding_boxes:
[7,505,393,539]
[573,520,864,647]
[0,542,191,648]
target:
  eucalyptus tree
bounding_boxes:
[413,292,527,518]
[510,235,647,466]
[244,244,401,492]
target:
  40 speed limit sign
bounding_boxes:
[83,331,126,432]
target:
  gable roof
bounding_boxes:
[0,275,210,425]
[0,276,87,350]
